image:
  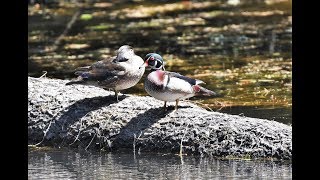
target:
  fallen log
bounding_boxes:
[28,77,292,160]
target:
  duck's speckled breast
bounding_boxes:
[115,56,145,90]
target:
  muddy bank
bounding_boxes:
[28,77,291,160]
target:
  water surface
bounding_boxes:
[28,148,292,179]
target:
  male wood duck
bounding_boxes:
[66,45,145,101]
[143,53,216,111]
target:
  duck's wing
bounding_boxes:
[164,71,215,96]
[74,56,126,86]
[160,71,195,94]
[165,71,205,85]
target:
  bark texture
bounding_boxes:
[28,77,292,160]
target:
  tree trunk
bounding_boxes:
[28,77,291,160]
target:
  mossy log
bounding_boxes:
[28,77,291,160]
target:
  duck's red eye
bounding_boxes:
[150,56,154,60]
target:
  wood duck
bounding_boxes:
[66,45,145,101]
[143,53,216,111]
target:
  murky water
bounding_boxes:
[28,0,292,123]
[28,148,292,179]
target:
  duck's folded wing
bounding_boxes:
[165,71,204,85]
[74,56,126,84]
[164,76,194,94]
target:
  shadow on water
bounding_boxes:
[28,149,292,179]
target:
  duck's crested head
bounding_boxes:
[118,45,133,53]
[144,53,165,71]
[115,45,134,62]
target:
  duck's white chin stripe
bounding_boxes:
[163,74,169,90]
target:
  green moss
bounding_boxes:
[80,14,93,21]
[87,24,114,31]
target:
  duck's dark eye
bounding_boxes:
[148,60,156,66]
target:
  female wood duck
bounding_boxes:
[66,45,145,101]
[143,53,216,111]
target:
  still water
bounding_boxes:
[28,148,292,179]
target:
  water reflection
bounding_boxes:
[28,149,292,179]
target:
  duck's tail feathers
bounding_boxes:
[197,86,217,96]
[75,66,91,72]
[65,76,85,85]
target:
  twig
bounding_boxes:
[39,71,47,78]
[136,131,143,140]
[195,101,214,112]
[85,132,96,151]
[133,131,143,158]
[32,115,57,146]
[185,100,214,112]
[48,10,80,52]
[133,133,136,155]
[133,133,137,160]
[179,119,191,157]
[69,112,89,145]
[179,145,184,165]
[179,138,183,156]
